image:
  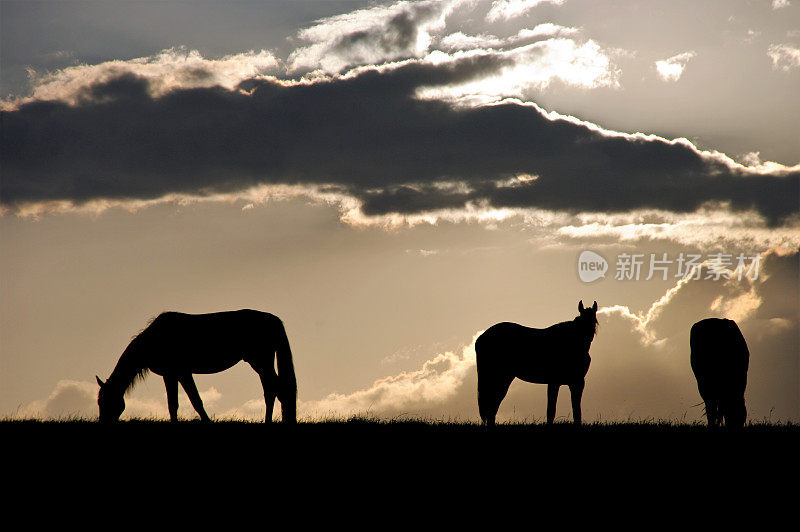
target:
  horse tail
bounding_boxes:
[475,332,492,423]
[475,332,487,375]
[275,320,297,423]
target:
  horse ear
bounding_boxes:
[578,301,584,312]
[96,375,105,387]
[592,301,598,311]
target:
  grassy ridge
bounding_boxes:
[5,417,797,458]
[4,416,798,431]
[4,418,797,510]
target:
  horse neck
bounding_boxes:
[108,340,147,395]
[573,317,597,346]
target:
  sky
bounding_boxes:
[1,0,798,423]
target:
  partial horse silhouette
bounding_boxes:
[96,309,296,423]
[476,301,598,427]
[690,318,749,428]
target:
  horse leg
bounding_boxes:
[179,374,211,422]
[478,373,512,427]
[569,380,585,425]
[723,396,746,428]
[246,358,278,423]
[546,383,560,425]
[706,398,719,428]
[489,375,514,427]
[477,372,492,426]
[259,370,278,424]
[165,375,179,422]
[697,380,718,428]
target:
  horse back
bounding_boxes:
[477,321,585,353]
[139,310,285,372]
[476,321,590,383]
[149,309,282,338]
[690,318,749,392]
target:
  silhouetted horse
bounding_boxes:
[96,309,296,423]
[690,318,749,428]
[476,301,598,426]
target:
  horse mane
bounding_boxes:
[108,327,152,396]
[123,364,150,396]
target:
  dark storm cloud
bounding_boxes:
[2,55,798,223]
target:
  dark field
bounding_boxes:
[4,418,797,513]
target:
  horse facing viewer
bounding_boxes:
[96,309,296,423]
[476,301,598,427]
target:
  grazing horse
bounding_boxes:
[476,301,598,427]
[96,309,296,423]
[690,318,749,428]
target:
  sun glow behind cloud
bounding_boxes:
[417,38,618,103]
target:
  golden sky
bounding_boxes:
[2,0,798,422]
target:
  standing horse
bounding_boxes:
[96,309,296,423]
[690,318,749,428]
[476,301,598,426]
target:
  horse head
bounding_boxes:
[577,300,598,336]
[96,375,125,422]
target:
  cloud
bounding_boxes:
[20,380,97,419]
[555,207,800,251]
[19,380,222,420]
[439,23,580,52]
[515,23,580,39]
[288,0,465,73]
[486,0,565,22]
[438,24,580,52]
[229,249,795,423]
[655,51,696,82]
[299,332,481,418]
[772,0,791,9]
[744,29,762,44]
[767,43,800,71]
[1,47,279,111]
[439,32,504,51]
[419,37,619,102]
[2,48,798,228]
